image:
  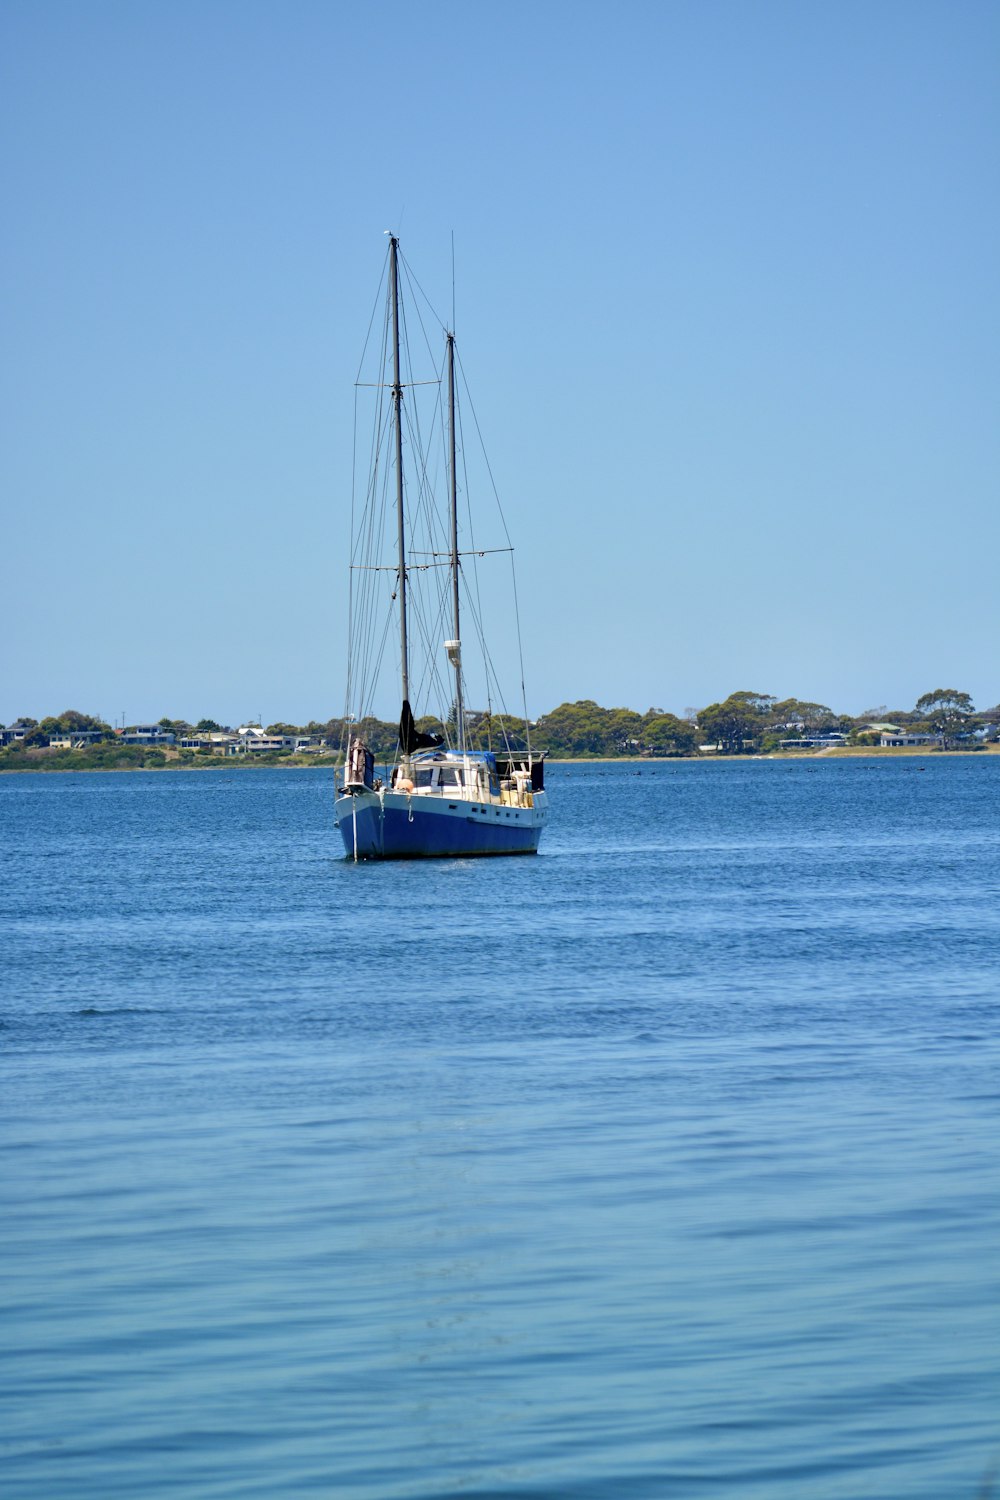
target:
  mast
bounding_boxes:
[389,236,409,714]
[447,332,465,754]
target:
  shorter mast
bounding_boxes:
[447,331,465,755]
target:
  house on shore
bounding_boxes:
[879,732,942,748]
[1,721,35,746]
[120,725,176,745]
[778,734,848,750]
[48,730,106,749]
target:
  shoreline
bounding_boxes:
[549,746,1000,762]
[2,744,998,775]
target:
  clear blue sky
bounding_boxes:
[2,0,997,726]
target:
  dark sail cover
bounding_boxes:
[345,735,374,789]
[399,699,443,754]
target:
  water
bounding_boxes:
[2,759,998,1498]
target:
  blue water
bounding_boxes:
[2,759,999,1498]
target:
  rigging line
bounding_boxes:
[421,339,447,500]
[354,434,394,715]
[351,272,398,727]
[455,372,488,658]
[397,247,448,341]
[354,579,384,716]
[359,317,393,588]
[347,263,390,722]
[410,547,512,558]
[402,479,455,728]
[354,429,389,689]
[354,248,390,385]
[400,388,449,568]
[366,289,391,480]
[396,292,426,543]
[399,300,447,560]
[399,258,441,377]
[455,347,514,549]
[454,342,531,748]
[352,560,455,572]
[357,603,394,726]
[480,646,514,734]
[509,550,532,758]
[406,596,441,711]
[405,427,447,567]
[422,345,449,556]
[410,602,454,744]
[399,394,430,546]
[363,376,401,578]
[453,541,515,735]
[350,402,393,568]
[405,331,450,569]
[406,500,450,639]
[350,419,385,723]
[453,565,493,706]
[468,611,508,731]
[345,382,361,722]
[344,564,355,724]
[353,567,394,718]
[352,302,392,594]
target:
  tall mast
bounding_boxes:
[447,332,464,753]
[389,236,409,712]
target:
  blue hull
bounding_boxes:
[335,792,545,860]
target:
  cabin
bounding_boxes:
[386,749,542,807]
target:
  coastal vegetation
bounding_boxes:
[1,689,997,771]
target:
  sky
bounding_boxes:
[2,0,998,726]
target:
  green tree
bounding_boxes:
[24,717,61,746]
[914,689,975,748]
[22,709,114,745]
[640,712,699,755]
[697,692,775,754]
[195,719,222,732]
[464,711,531,753]
[534,701,627,756]
[768,699,836,731]
[534,701,602,755]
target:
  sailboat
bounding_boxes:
[333,235,549,860]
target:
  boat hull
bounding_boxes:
[334,789,548,860]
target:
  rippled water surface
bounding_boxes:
[2,759,999,1498]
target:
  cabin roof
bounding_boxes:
[412,748,497,767]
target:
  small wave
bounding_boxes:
[75,1006,164,1017]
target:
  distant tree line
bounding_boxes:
[318,690,996,758]
[686,688,994,755]
[2,689,997,770]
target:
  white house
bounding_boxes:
[778,734,848,750]
[121,725,176,744]
[228,726,295,754]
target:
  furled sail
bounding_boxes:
[399,699,443,755]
